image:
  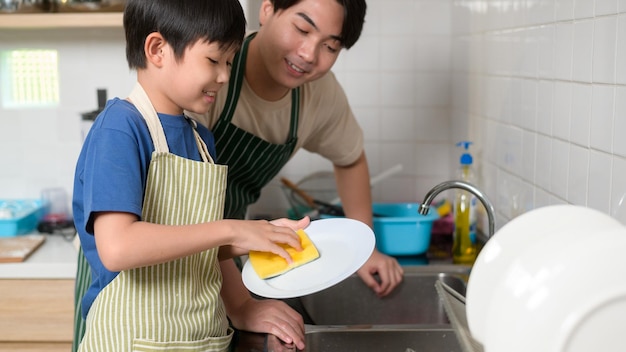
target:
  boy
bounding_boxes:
[73,0,308,350]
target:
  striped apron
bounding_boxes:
[213,33,300,220]
[73,247,90,352]
[78,83,232,352]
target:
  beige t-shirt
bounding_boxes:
[191,71,364,166]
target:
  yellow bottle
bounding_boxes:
[453,142,478,265]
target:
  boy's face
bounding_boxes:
[257,0,344,90]
[161,40,237,115]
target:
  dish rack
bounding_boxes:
[435,280,484,352]
[282,171,338,219]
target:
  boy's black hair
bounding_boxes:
[271,0,366,49]
[124,0,247,69]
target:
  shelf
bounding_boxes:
[0,13,123,29]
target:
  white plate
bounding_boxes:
[242,218,375,299]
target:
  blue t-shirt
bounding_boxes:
[72,98,217,318]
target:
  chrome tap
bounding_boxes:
[418,180,496,239]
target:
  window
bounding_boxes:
[1,49,59,108]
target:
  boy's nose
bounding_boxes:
[216,67,230,84]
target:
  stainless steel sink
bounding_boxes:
[237,265,470,352]
[299,265,470,325]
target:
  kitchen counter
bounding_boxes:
[0,233,77,279]
[0,233,77,350]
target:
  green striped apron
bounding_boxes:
[73,247,90,352]
[78,83,232,352]
[213,33,300,220]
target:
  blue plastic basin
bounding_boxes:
[371,203,439,256]
[321,202,440,256]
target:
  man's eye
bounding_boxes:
[324,43,338,54]
[324,43,339,54]
[295,25,307,34]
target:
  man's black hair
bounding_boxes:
[271,0,366,49]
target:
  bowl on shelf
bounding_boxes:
[55,0,124,12]
[0,0,52,13]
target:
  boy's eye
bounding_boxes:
[208,58,218,64]
[295,25,308,34]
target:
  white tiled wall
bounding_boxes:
[451,0,626,227]
[0,28,134,200]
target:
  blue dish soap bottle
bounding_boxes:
[453,141,478,264]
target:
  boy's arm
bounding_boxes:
[92,212,301,272]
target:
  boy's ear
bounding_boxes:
[259,0,275,26]
[144,32,167,68]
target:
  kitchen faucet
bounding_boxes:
[418,180,496,239]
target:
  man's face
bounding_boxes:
[257,0,344,90]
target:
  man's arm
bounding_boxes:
[333,152,404,297]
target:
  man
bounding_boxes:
[195,0,405,348]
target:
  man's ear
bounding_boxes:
[259,0,275,26]
[144,32,167,68]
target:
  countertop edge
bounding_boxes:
[0,262,77,279]
[0,234,78,279]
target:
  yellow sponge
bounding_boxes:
[249,229,320,279]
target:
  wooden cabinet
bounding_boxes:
[0,13,122,29]
[0,279,74,351]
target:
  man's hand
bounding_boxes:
[356,249,404,297]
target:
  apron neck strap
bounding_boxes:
[186,117,213,163]
[220,33,300,142]
[129,83,214,163]
[130,83,169,154]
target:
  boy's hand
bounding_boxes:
[269,216,311,231]
[226,216,311,262]
[229,298,306,350]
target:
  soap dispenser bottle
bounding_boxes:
[453,141,478,264]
